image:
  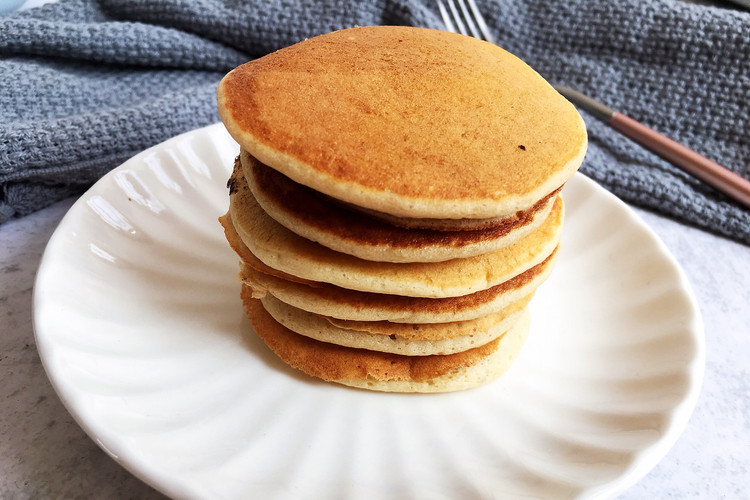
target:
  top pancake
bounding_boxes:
[217,26,587,220]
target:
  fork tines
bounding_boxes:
[437,0,496,44]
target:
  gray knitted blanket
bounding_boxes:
[1,0,748,244]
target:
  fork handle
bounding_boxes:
[610,112,750,208]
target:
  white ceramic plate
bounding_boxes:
[34,124,704,500]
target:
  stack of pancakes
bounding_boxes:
[216,26,587,392]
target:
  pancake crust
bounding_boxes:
[229,169,564,298]
[324,293,533,340]
[217,26,587,219]
[340,200,549,232]
[260,293,531,355]
[244,291,531,392]
[243,151,557,263]
[239,248,558,323]
[220,211,321,288]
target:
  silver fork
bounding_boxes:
[436,0,496,45]
[435,0,750,207]
[437,0,574,99]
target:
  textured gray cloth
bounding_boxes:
[1,0,748,244]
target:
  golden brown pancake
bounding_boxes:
[217,25,586,393]
[260,292,532,355]
[337,199,551,232]
[228,168,564,298]
[324,293,533,340]
[238,248,558,323]
[242,151,558,262]
[243,290,531,392]
[217,26,586,220]
[219,211,319,288]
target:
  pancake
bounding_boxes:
[217,25,586,392]
[217,26,586,220]
[260,292,532,355]
[324,292,533,340]
[242,151,558,263]
[337,200,549,232]
[238,248,558,323]
[243,291,531,392]
[219,211,319,288]
[228,168,564,298]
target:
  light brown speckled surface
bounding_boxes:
[217,26,586,219]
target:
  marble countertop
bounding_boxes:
[1,195,748,499]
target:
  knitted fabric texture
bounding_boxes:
[1,0,748,243]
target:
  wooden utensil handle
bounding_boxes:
[610,112,750,207]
